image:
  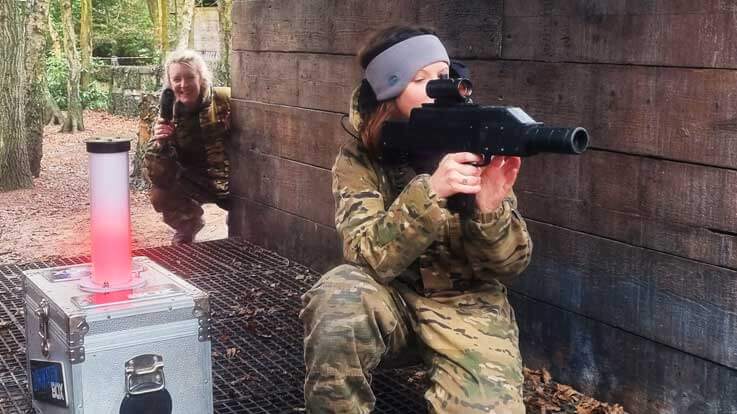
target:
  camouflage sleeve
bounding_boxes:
[144,141,181,189]
[333,143,447,284]
[462,190,533,283]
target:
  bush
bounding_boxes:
[46,55,69,109]
[81,81,110,110]
[46,55,111,110]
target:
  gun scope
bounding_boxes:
[427,76,473,104]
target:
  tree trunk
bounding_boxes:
[176,0,196,49]
[145,0,160,44]
[0,0,33,191]
[48,9,62,58]
[45,86,65,126]
[25,0,52,178]
[130,93,158,189]
[80,0,92,88]
[60,0,84,133]
[159,0,169,53]
[216,0,233,86]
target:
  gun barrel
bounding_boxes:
[524,126,589,155]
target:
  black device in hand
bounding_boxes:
[159,88,175,122]
[378,75,590,216]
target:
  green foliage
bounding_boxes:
[49,0,157,62]
[81,81,110,110]
[91,0,157,61]
[46,55,111,110]
[46,55,69,109]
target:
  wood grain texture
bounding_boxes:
[232,0,502,58]
[234,53,737,169]
[231,149,334,227]
[232,51,358,113]
[516,190,737,270]
[468,60,737,169]
[516,151,737,235]
[514,221,737,369]
[511,291,737,414]
[230,196,342,272]
[231,99,348,169]
[503,0,737,68]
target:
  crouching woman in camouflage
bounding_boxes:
[145,49,232,245]
[300,26,533,414]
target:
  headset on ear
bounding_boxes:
[450,60,470,79]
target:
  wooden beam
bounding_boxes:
[514,221,737,369]
[511,291,737,414]
[516,191,737,270]
[231,149,334,227]
[503,1,737,68]
[233,54,737,169]
[230,196,341,273]
[232,0,502,58]
[231,99,347,169]
[516,151,737,235]
[232,51,358,113]
[468,60,737,169]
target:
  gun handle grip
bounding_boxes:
[447,193,476,218]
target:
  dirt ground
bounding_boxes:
[0,110,227,265]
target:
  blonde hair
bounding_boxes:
[162,49,212,92]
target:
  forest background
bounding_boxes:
[0,0,233,191]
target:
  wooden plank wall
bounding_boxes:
[230,1,737,412]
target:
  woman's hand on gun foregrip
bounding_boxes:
[475,156,521,213]
[153,118,175,141]
[429,152,483,199]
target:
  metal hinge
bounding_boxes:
[193,295,211,342]
[68,315,89,364]
[35,299,50,358]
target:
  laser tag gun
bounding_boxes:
[378,75,590,216]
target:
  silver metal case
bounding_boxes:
[23,256,213,414]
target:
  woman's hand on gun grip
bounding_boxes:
[153,118,175,141]
[428,152,483,199]
[475,156,521,213]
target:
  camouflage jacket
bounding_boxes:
[145,86,232,198]
[332,138,533,295]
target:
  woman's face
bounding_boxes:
[395,61,450,119]
[169,62,202,110]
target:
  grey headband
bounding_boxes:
[365,34,450,101]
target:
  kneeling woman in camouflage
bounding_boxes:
[301,26,532,414]
[145,49,231,245]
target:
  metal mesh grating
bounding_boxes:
[0,239,428,413]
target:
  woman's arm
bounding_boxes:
[463,190,533,283]
[334,143,447,284]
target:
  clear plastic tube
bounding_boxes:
[87,139,132,289]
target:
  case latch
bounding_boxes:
[35,299,50,357]
[125,354,166,395]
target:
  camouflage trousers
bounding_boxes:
[149,173,231,236]
[300,264,524,414]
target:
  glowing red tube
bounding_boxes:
[85,138,132,289]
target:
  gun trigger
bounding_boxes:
[478,153,492,166]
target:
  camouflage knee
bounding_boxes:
[150,186,204,229]
[300,265,410,413]
[398,285,525,414]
